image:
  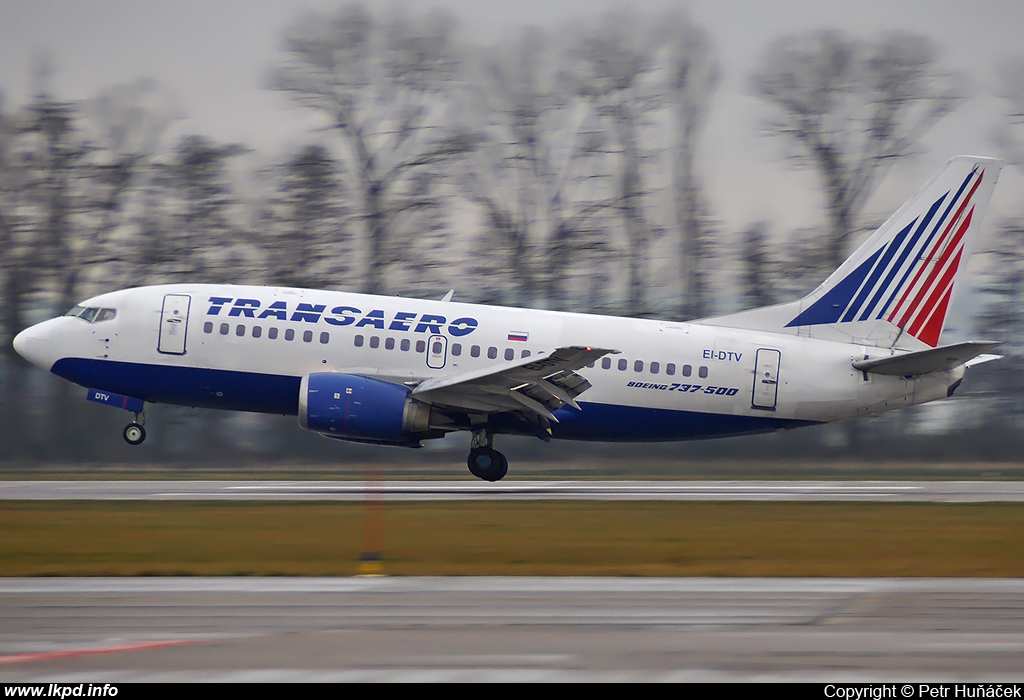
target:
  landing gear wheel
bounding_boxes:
[468,447,508,482]
[123,423,146,446]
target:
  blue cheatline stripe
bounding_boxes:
[859,193,947,321]
[549,401,819,441]
[52,357,302,415]
[877,169,976,319]
[785,247,883,327]
[840,219,916,323]
[51,357,821,443]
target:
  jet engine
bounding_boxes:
[298,373,432,445]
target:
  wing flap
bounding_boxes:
[852,340,1001,376]
[412,345,617,419]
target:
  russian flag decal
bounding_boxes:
[507,331,529,342]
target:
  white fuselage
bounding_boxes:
[14,283,961,443]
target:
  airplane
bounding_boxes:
[12,156,1003,481]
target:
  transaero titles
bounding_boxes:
[824,686,1022,699]
[205,297,479,337]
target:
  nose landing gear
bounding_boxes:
[467,428,508,481]
[123,423,146,445]
[122,410,146,446]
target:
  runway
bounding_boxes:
[3,484,1022,681]
[3,479,1024,502]
[2,577,1024,681]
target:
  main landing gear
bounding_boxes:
[467,428,508,482]
[122,411,146,446]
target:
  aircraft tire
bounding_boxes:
[467,447,508,482]
[123,423,146,446]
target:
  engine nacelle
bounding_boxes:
[298,373,431,444]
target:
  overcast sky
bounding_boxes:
[1,0,1022,239]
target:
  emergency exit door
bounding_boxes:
[426,334,448,369]
[158,294,191,355]
[751,348,781,410]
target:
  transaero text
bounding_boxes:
[206,297,479,337]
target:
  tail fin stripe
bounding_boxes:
[907,245,964,340]
[886,170,983,324]
[841,220,916,322]
[897,206,973,331]
[858,194,947,321]
[784,248,885,327]
[915,285,953,347]
[875,167,979,320]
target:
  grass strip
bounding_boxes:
[1,501,1023,577]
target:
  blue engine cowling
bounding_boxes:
[298,373,431,445]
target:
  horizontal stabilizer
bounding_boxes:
[852,341,1001,376]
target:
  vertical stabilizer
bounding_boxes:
[701,156,1002,348]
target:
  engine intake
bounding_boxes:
[298,373,431,444]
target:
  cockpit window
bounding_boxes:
[65,306,116,323]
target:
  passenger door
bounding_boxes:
[158,294,191,355]
[751,348,781,410]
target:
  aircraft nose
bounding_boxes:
[13,319,60,371]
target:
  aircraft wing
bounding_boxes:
[852,341,1001,377]
[411,346,618,423]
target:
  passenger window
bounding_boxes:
[219,323,229,335]
[682,364,692,377]
[451,343,462,356]
[204,322,213,334]
[699,365,708,379]
[618,359,627,371]
[666,363,676,376]
[487,347,498,359]
[269,327,278,340]
[252,326,262,338]
[369,336,380,349]
[285,329,295,341]
[471,345,481,358]
[522,350,531,358]
[433,341,443,354]
[236,324,245,337]
[400,338,410,351]
[303,330,313,343]
[634,360,644,372]
[602,357,611,370]
[385,337,395,350]
[320,332,330,344]
[354,334,364,347]
[504,348,514,361]
[416,340,426,353]
[650,361,660,374]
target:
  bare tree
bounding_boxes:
[738,221,775,309]
[264,143,352,290]
[752,31,962,267]
[0,93,34,457]
[460,27,620,309]
[568,12,664,316]
[270,4,478,295]
[156,135,248,282]
[994,56,1024,167]
[660,13,719,319]
[69,80,179,297]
